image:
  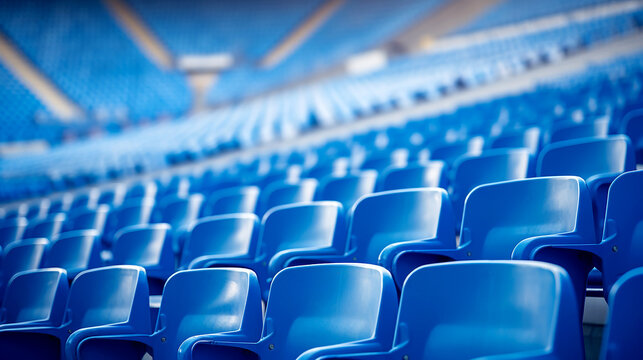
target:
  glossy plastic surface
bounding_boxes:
[201,186,260,217]
[43,230,102,278]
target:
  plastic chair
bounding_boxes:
[63,205,110,234]
[383,177,595,313]
[377,161,446,191]
[178,263,398,360]
[0,217,27,248]
[0,268,68,330]
[180,214,260,269]
[0,265,151,360]
[258,179,317,215]
[103,197,155,246]
[490,126,541,154]
[513,170,643,300]
[111,224,174,295]
[0,238,49,296]
[537,135,635,236]
[190,202,345,300]
[451,148,530,227]
[200,186,260,217]
[69,268,262,360]
[154,194,204,254]
[430,137,484,166]
[43,230,102,279]
[600,267,643,359]
[97,184,126,207]
[324,261,584,360]
[549,118,609,143]
[316,171,377,211]
[70,189,99,211]
[23,213,66,240]
[621,108,643,163]
[125,181,157,201]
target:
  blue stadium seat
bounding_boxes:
[63,204,109,234]
[190,202,345,299]
[0,238,49,296]
[42,230,102,279]
[490,126,541,154]
[125,181,158,201]
[258,178,317,215]
[24,212,66,240]
[47,196,72,215]
[0,265,151,360]
[513,170,643,300]
[325,261,584,360]
[537,135,636,236]
[0,268,68,331]
[178,263,397,360]
[180,214,260,269]
[103,197,155,246]
[154,194,204,254]
[200,186,260,217]
[70,268,263,360]
[377,161,446,191]
[69,189,99,211]
[316,171,377,211]
[111,224,174,295]
[549,118,609,143]
[0,217,27,248]
[621,108,643,163]
[385,177,595,312]
[430,137,484,166]
[600,267,643,360]
[450,148,530,226]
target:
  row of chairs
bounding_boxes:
[1,259,640,359]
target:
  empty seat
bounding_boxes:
[621,108,643,163]
[513,170,643,300]
[385,177,595,312]
[72,268,263,360]
[124,180,158,201]
[0,268,68,330]
[0,217,27,248]
[490,126,541,154]
[316,171,377,210]
[600,267,643,359]
[258,178,317,215]
[377,161,446,191]
[70,189,99,211]
[537,135,635,236]
[191,202,345,299]
[42,230,102,279]
[430,137,484,166]
[154,194,204,253]
[451,148,530,226]
[0,238,49,296]
[23,213,66,240]
[549,118,609,143]
[103,197,155,246]
[200,186,260,217]
[63,204,109,234]
[47,195,72,215]
[180,214,260,269]
[96,184,126,207]
[325,261,583,360]
[111,224,174,294]
[0,266,151,360]
[179,263,397,360]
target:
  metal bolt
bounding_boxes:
[269,344,275,350]
[467,252,472,257]
[353,257,357,261]
[68,329,72,334]
[612,246,618,253]
[403,355,409,360]
[161,337,166,343]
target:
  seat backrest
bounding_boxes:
[1,268,68,326]
[259,179,317,215]
[125,181,157,201]
[112,224,173,270]
[264,264,397,358]
[430,137,484,166]
[316,172,377,211]
[0,217,27,248]
[260,202,345,263]
[202,186,260,217]
[622,108,643,163]
[157,193,203,230]
[378,161,445,191]
[97,184,126,207]
[396,261,582,359]
[550,118,609,143]
[461,176,595,260]
[349,188,455,264]
[43,230,101,276]
[70,189,99,210]
[24,213,67,239]
[599,170,643,293]
[65,265,150,332]
[181,214,260,267]
[538,135,635,180]
[156,268,262,359]
[491,127,541,154]
[451,149,530,223]
[105,197,155,242]
[601,267,643,359]
[1,238,49,285]
[64,205,109,233]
